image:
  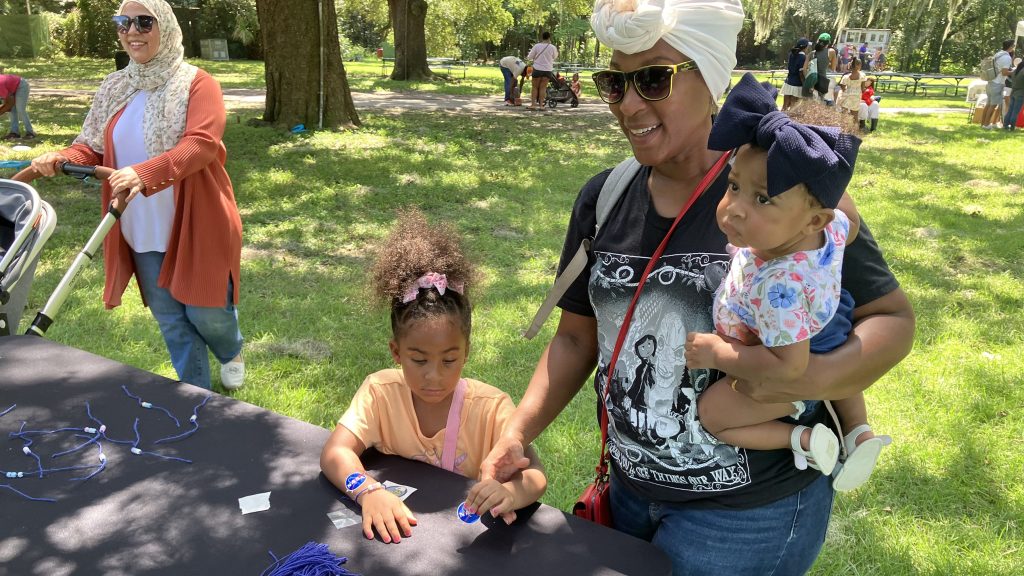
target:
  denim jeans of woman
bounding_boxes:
[500,65,515,101]
[9,79,33,136]
[133,251,243,389]
[1003,94,1023,130]
[610,472,834,575]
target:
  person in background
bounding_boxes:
[871,47,886,72]
[839,58,868,120]
[806,34,836,103]
[981,39,1014,129]
[499,55,528,107]
[482,0,914,573]
[859,42,869,70]
[859,76,881,132]
[1003,58,1024,131]
[0,70,36,140]
[782,38,810,110]
[570,72,582,98]
[30,0,246,391]
[840,43,852,73]
[527,31,559,109]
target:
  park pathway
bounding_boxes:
[29,86,966,116]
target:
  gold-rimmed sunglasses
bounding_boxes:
[592,60,698,104]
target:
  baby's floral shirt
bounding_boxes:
[713,210,850,347]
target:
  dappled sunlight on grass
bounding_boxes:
[8,62,1022,575]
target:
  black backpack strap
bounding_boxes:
[522,158,642,339]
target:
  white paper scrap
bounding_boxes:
[327,508,360,529]
[238,491,271,514]
[383,481,417,501]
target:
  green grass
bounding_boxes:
[3,59,1022,575]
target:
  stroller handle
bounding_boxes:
[10,162,114,184]
[61,162,114,180]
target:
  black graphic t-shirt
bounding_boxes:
[557,164,899,509]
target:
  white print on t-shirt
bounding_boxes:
[591,249,752,493]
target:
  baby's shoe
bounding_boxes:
[791,424,840,476]
[832,424,892,492]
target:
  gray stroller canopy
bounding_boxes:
[1,185,35,261]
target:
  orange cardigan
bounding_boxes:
[61,69,242,309]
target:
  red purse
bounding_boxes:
[572,152,731,528]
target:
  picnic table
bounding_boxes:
[554,62,604,75]
[761,69,974,97]
[379,58,469,79]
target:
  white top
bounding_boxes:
[527,42,558,72]
[499,56,526,76]
[993,50,1013,86]
[112,91,174,253]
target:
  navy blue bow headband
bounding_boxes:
[708,73,861,209]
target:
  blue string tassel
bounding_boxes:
[0,483,56,503]
[0,404,15,418]
[122,385,181,427]
[259,542,359,576]
[154,395,211,444]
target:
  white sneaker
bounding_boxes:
[982,124,995,130]
[220,360,245,390]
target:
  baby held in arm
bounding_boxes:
[684,74,891,491]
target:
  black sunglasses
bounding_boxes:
[592,60,698,104]
[112,15,157,35]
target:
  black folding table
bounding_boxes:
[0,336,670,575]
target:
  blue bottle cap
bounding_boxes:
[457,502,480,523]
[345,472,366,491]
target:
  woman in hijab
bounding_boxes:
[481,0,914,573]
[31,0,245,392]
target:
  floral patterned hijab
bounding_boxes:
[73,0,198,158]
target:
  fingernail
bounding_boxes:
[490,507,500,517]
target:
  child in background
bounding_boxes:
[570,72,582,98]
[320,209,546,543]
[685,74,891,491]
[859,76,881,132]
[0,71,36,140]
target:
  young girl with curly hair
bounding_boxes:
[320,209,546,544]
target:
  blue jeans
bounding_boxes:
[1003,94,1023,130]
[611,473,834,575]
[500,65,515,101]
[9,79,33,135]
[133,251,243,389]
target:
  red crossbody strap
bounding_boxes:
[595,152,732,473]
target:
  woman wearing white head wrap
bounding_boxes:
[30,0,246,392]
[483,0,914,573]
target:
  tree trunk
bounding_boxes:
[255,0,359,129]
[388,0,432,81]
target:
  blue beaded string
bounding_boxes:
[154,395,211,444]
[69,441,107,482]
[259,541,359,576]
[121,385,181,428]
[0,483,56,503]
[130,418,192,464]
[3,395,198,502]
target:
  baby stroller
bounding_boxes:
[1,172,56,336]
[545,73,579,108]
[1,162,118,337]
